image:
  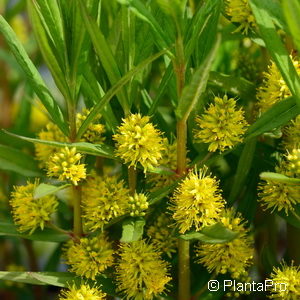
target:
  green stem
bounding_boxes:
[128,166,137,195]
[177,121,190,300]
[73,185,83,237]
[48,222,71,236]
[174,27,190,299]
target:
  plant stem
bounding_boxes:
[73,185,83,237]
[174,27,190,299]
[177,120,190,300]
[128,166,137,195]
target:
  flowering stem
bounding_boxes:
[128,166,137,195]
[175,28,190,298]
[48,222,71,236]
[73,185,83,237]
[177,120,190,300]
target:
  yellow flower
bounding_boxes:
[10,181,58,234]
[268,262,300,299]
[59,283,106,300]
[170,168,225,234]
[257,58,300,114]
[35,123,67,167]
[196,209,254,279]
[129,193,149,217]
[225,0,256,34]
[287,148,300,176]
[146,213,177,257]
[194,96,248,152]
[47,147,86,185]
[64,234,114,280]
[76,109,105,143]
[259,165,300,215]
[283,116,300,151]
[82,173,130,231]
[116,240,171,300]
[113,113,165,172]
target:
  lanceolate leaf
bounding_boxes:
[77,0,130,113]
[34,183,71,199]
[0,271,116,295]
[228,138,257,204]
[250,0,300,109]
[176,34,221,121]
[180,223,239,244]
[0,272,75,287]
[2,130,115,159]
[260,172,300,184]
[0,144,42,177]
[0,222,69,243]
[117,0,172,53]
[282,0,300,54]
[0,16,68,135]
[245,97,300,140]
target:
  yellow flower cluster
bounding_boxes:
[283,116,300,151]
[257,58,300,114]
[287,148,300,175]
[82,173,130,231]
[10,181,58,234]
[116,240,171,300]
[194,96,248,152]
[196,209,254,279]
[146,213,177,257]
[225,0,256,34]
[170,168,225,234]
[268,262,300,299]
[76,109,105,143]
[113,113,165,172]
[59,283,106,300]
[259,165,300,215]
[64,234,114,280]
[128,192,149,217]
[47,147,86,185]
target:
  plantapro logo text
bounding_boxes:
[208,279,287,293]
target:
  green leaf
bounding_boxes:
[260,172,300,184]
[117,0,172,53]
[282,0,300,54]
[176,34,221,121]
[208,71,256,101]
[0,271,117,295]
[250,0,300,109]
[2,130,115,159]
[0,144,42,177]
[0,16,68,135]
[77,0,129,113]
[76,49,167,140]
[34,183,71,199]
[27,0,70,100]
[120,218,145,242]
[228,138,257,204]
[245,97,300,140]
[0,222,68,243]
[0,272,75,287]
[180,223,239,244]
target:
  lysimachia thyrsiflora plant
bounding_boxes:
[0,0,300,299]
